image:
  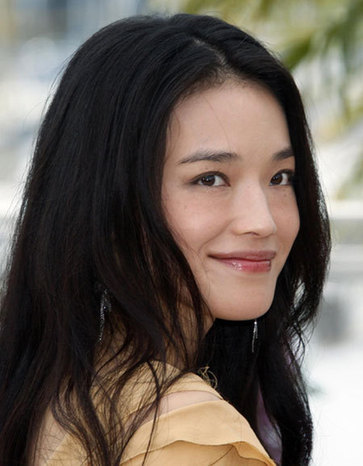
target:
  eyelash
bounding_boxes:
[270,170,295,186]
[192,171,228,187]
[191,170,295,187]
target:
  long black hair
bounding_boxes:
[0,14,330,466]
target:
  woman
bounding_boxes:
[0,14,330,466]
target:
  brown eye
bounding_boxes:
[197,174,225,187]
[270,171,293,186]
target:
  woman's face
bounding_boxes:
[162,81,299,327]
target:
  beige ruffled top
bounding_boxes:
[36,364,276,465]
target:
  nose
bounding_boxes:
[229,183,277,237]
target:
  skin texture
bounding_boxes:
[162,80,300,328]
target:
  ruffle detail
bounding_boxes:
[122,398,275,465]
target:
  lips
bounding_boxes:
[209,250,276,273]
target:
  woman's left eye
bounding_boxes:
[195,173,226,187]
[270,170,294,186]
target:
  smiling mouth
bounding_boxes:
[210,251,276,273]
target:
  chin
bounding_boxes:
[209,299,273,322]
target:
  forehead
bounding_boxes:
[165,80,291,165]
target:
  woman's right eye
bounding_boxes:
[195,173,226,187]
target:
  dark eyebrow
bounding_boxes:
[178,146,294,165]
[273,147,294,161]
[178,150,238,165]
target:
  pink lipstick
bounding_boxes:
[210,250,276,273]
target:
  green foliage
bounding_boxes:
[282,34,314,70]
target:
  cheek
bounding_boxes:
[274,197,300,250]
[164,197,218,254]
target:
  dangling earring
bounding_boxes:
[98,288,111,342]
[251,319,258,353]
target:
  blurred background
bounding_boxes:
[0,0,362,464]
